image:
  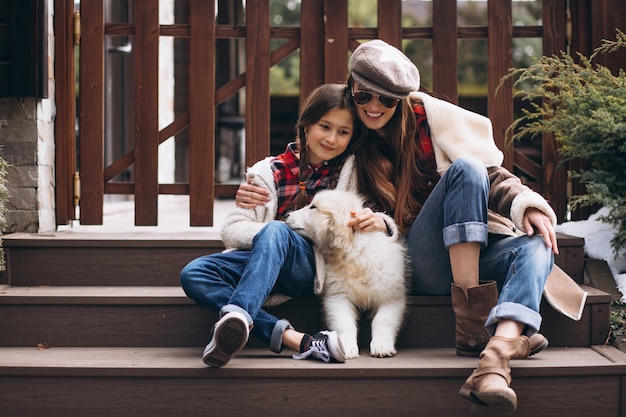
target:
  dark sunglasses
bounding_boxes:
[352,90,399,108]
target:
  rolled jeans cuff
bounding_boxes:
[270,319,294,353]
[485,301,542,337]
[220,303,253,325]
[442,221,488,249]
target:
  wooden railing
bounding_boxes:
[56,0,576,227]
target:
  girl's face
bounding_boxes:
[305,108,354,165]
[351,82,397,134]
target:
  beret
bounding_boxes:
[349,39,420,99]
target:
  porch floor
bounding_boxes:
[2,346,623,377]
[59,195,235,235]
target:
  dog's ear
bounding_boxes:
[320,207,354,251]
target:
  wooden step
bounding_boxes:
[0,346,624,416]
[0,284,610,349]
[1,231,224,286]
[1,231,586,286]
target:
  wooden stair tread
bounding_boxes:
[0,284,609,304]
[2,231,223,247]
[0,284,611,349]
[1,346,624,378]
[0,285,193,304]
[2,230,582,246]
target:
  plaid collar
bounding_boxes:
[272,143,339,219]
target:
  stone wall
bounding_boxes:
[0,0,56,233]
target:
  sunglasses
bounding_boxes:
[352,90,399,108]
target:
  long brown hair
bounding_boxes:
[291,83,361,210]
[348,75,436,234]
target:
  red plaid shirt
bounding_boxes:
[412,103,440,198]
[414,103,433,156]
[271,143,340,219]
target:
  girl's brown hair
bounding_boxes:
[291,83,360,210]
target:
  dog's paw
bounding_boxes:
[370,339,397,358]
[341,339,360,359]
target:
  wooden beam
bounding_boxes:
[188,0,216,226]
[245,0,271,165]
[78,0,105,225]
[300,0,325,106]
[432,0,458,103]
[324,0,348,84]
[487,0,513,168]
[378,0,402,48]
[133,0,160,226]
[541,0,568,221]
[54,0,76,225]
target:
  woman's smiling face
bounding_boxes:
[352,82,397,133]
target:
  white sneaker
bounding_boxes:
[293,330,347,363]
[202,311,250,367]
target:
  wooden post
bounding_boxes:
[300,0,325,106]
[245,0,271,166]
[324,0,348,84]
[54,0,77,225]
[541,0,568,221]
[78,0,105,225]
[378,0,402,48]
[188,0,216,226]
[432,0,458,103]
[487,0,513,168]
[133,0,160,225]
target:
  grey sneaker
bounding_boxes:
[202,311,250,367]
[293,330,346,363]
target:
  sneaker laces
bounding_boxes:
[292,337,331,362]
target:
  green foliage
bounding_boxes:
[610,299,626,339]
[501,29,626,257]
[0,154,7,270]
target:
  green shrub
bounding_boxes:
[502,29,626,257]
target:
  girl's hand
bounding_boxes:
[348,208,387,233]
[523,207,559,255]
[235,179,270,208]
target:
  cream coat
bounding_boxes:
[220,154,399,297]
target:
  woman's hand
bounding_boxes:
[523,207,559,255]
[235,179,270,209]
[348,208,387,233]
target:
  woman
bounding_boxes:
[236,40,585,412]
[346,40,554,412]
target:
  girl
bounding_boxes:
[181,83,392,367]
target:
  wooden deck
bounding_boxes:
[0,347,625,416]
[0,231,625,416]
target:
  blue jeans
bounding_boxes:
[407,157,553,336]
[180,221,317,353]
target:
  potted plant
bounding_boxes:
[502,29,626,257]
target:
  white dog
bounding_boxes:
[285,189,407,358]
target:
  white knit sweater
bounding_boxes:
[220,154,398,296]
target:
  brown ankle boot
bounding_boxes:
[451,281,497,357]
[459,335,530,413]
[451,282,549,358]
[526,333,549,358]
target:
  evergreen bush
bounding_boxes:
[502,29,626,257]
